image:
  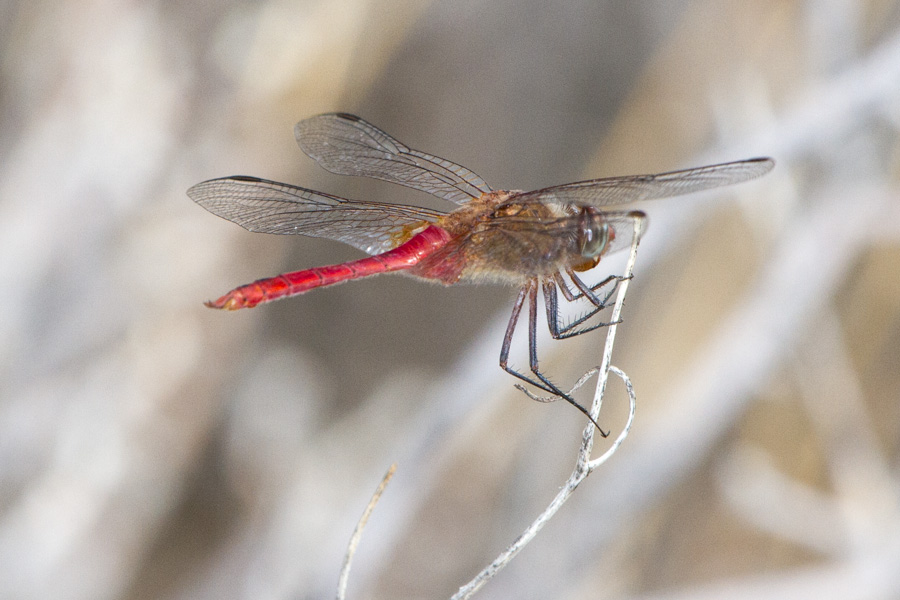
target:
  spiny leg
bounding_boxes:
[566,269,624,307]
[544,276,620,340]
[500,282,557,396]
[545,281,599,338]
[527,281,567,395]
[498,281,606,433]
[555,270,620,305]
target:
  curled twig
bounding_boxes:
[450,367,636,600]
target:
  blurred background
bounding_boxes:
[2,0,899,598]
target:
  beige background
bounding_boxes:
[1,1,899,599]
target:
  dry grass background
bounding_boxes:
[1,1,899,599]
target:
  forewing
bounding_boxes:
[295,113,492,204]
[508,158,774,208]
[187,176,443,255]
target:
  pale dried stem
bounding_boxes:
[336,464,397,600]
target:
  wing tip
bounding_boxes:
[742,157,776,178]
[187,176,265,203]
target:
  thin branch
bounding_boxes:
[336,464,397,600]
[450,215,644,600]
[581,214,644,465]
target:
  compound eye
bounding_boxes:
[580,220,609,258]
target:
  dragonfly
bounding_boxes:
[189,113,773,429]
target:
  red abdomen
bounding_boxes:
[207,225,452,310]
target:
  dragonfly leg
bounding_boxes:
[567,270,627,307]
[543,273,622,340]
[500,282,569,396]
[555,270,620,306]
[500,283,552,390]
[500,281,606,433]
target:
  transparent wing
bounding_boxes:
[508,158,774,208]
[600,211,649,257]
[294,113,492,205]
[188,176,444,255]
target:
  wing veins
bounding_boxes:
[188,176,443,254]
[295,113,492,204]
[507,158,774,208]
